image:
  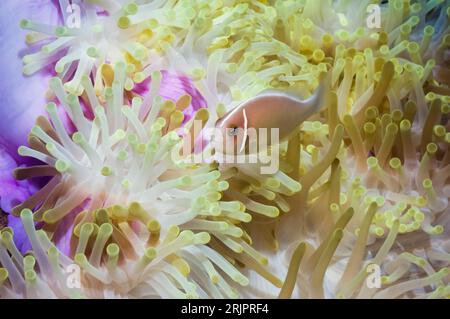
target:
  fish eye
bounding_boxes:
[227,126,239,136]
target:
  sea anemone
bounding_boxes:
[0,61,287,298]
[20,0,158,95]
[0,0,449,299]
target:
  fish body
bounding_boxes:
[215,76,330,155]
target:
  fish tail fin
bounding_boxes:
[301,71,332,117]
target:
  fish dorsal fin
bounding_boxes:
[282,84,311,100]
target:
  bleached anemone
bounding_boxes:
[0,63,285,298]
[271,102,449,298]
[20,0,157,95]
[226,0,450,299]
[1,0,449,299]
[105,0,311,122]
